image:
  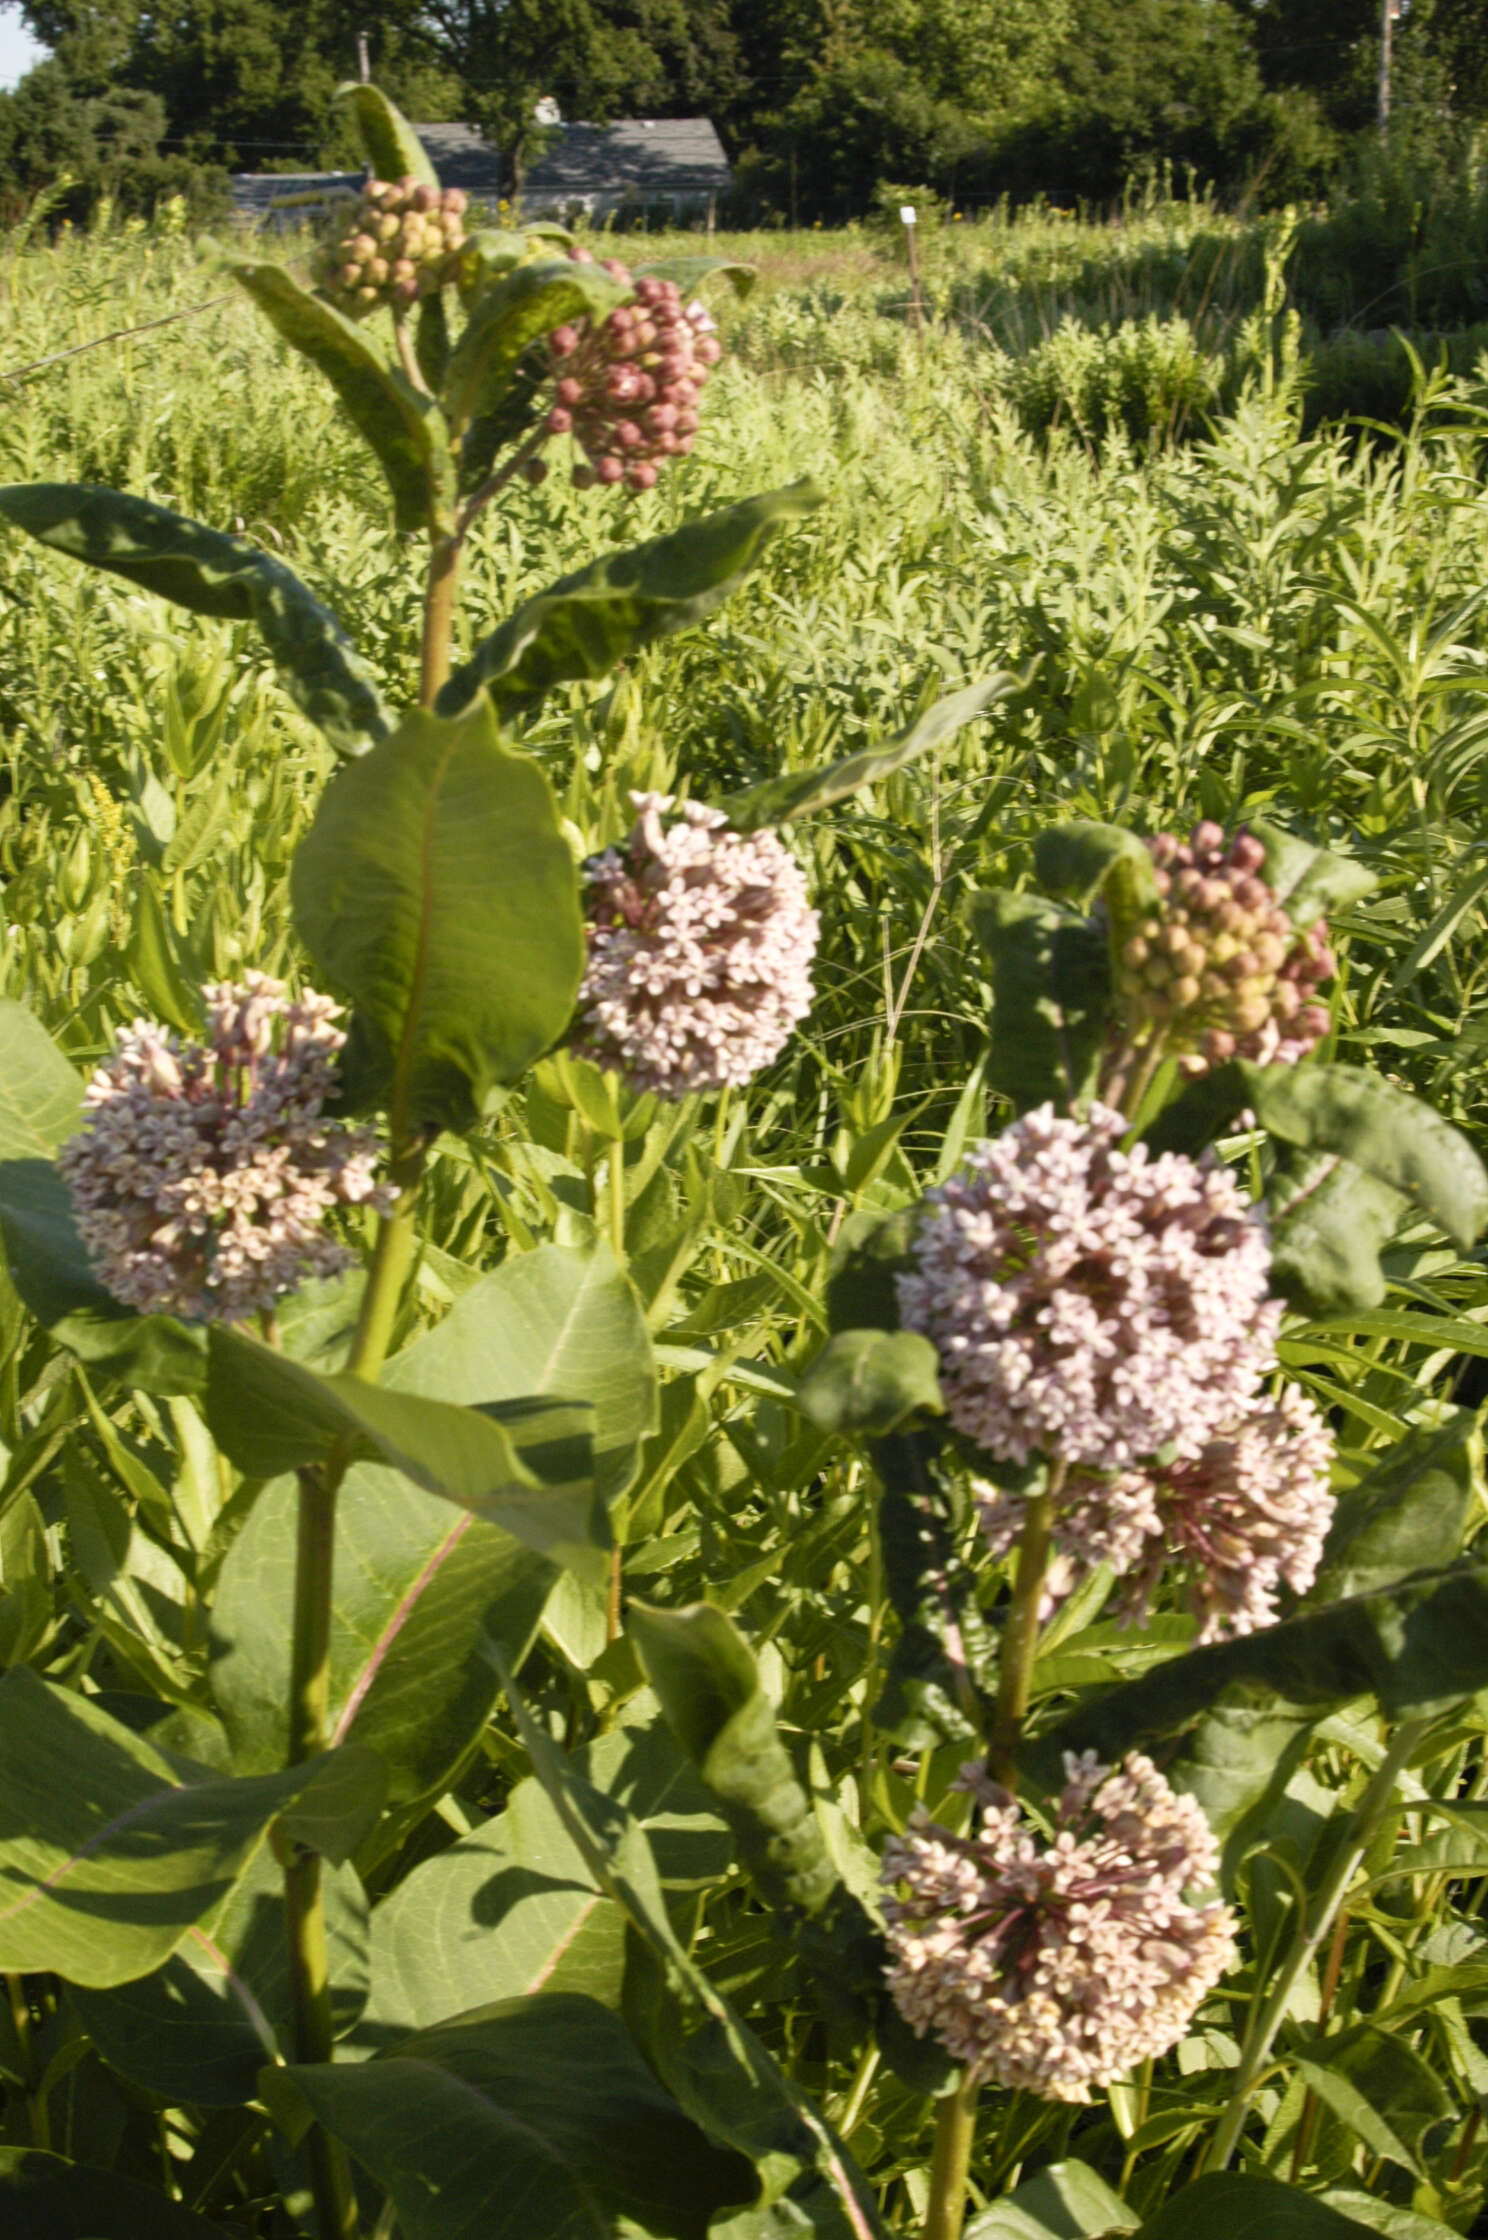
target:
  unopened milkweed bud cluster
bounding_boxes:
[1115,822,1333,1069]
[317,177,469,317]
[545,250,723,492]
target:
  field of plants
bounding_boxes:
[5,94,1488,2240]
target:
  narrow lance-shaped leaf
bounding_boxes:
[205,1325,610,1582]
[629,1601,839,1916]
[291,698,585,1134]
[335,80,439,187]
[225,258,455,533]
[722,677,1012,831]
[436,480,825,720]
[0,483,389,754]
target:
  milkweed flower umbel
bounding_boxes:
[316,177,469,316]
[60,975,390,1322]
[574,792,818,1099]
[882,1754,1235,2100]
[546,253,723,492]
[897,1103,1278,1470]
[977,1383,1336,1642]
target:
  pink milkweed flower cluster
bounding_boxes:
[977,1383,1336,1642]
[882,1753,1235,2100]
[546,252,722,492]
[59,975,390,1323]
[1114,823,1334,1073]
[574,792,819,1099]
[897,1103,1279,1472]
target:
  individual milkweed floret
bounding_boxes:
[1114,822,1334,1072]
[59,974,390,1321]
[896,1104,1278,1470]
[316,176,469,317]
[882,1753,1235,2100]
[545,252,723,492]
[977,1383,1336,1641]
[574,792,818,1098]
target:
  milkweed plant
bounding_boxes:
[0,83,1487,2240]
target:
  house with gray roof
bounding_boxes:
[231,116,730,227]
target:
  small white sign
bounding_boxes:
[899,205,917,226]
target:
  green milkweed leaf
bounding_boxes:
[1308,1410,1478,1604]
[442,258,630,434]
[722,677,1011,831]
[967,889,1111,1115]
[629,1601,840,1916]
[225,257,455,533]
[795,1328,942,1435]
[1248,819,1378,918]
[335,81,439,188]
[0,483,389,754]
[632,255,757,298]
[1133,2174,1405,2239]
[204,1325,609,1583]
[291,699,584,1135]
[289,1995,756,2240]
[436,480,825,720]
[0,2149,232,2237]
[0,1668,381,1985]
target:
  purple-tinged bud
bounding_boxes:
[595,455,625,485]
[546,405,574,435]
[556,374,583,405]
[625,459,658,490]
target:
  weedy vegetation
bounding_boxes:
[4,86,1488,2240]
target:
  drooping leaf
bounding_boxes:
[967,2158,1139,2238]
[336,80,439,188]
[353,1774,626,2048]
[71,1844,369,2105]
[871,1428,993,1748]
[0,483,389,753]
[632,255,756,299]
[442,258,630,432]
[1241,1061,1488,1251]
[225,258,455,533]
[795,1328,942,1435]
[1308,1411,1478,1603]
[415,289,451,393]
[436,481,824,721]
[1024,1555,1488,1784]
[0,2149,231,2237]
[501,1671,890,2239]
[205,1325,609,1582]
[629,1602,839,1917]
[721,678,1010,832]
[1264,1144,1408,1315]
[292,698,584,1134]
[1033,820,1158,913]
[1133,2174,1398,2239]
[967,890,1110,1114]
[291,1995,756,2240]
[0,1668,379,1986]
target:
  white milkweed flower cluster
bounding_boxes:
[60,974,389,1322]
[881,1753,1235,2099]
[574,792,819,1099]
[896,1103,1281,1471]
[977,1383,1335,1642]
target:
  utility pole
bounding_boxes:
[1377,0,1393,135]
[357,29,371,83]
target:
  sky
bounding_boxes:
[0,5,44,89]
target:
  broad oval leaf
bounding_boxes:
[632,255,757,299]
[967,2158,1138,2238]
[291,1995,756,2240]
[336,80,439,188]
[1033,819,1157,911]
[1264,1143,1408,1315]
[795,1328,942,1435]
[0,482,389,754]
[1308,1411,1478,1603]
[443,258,630,433]
[205,1324,610,1582]
[721,677,1011,831]
[967,889,1110,1115]
[0,2148,232,2237]
[435,480,825,722]
[225,257,454,533]
[291,698,585,1135]
[1133,2172,1409,2239]
[0,1668,378,1986]
[1249,818,1378,918]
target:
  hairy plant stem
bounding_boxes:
[280,1171,429,2240]
[986,1466,1062,1791]
[1204,1716,1430,2174]
[923,2071,981,2240]
[420,534,461,708]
